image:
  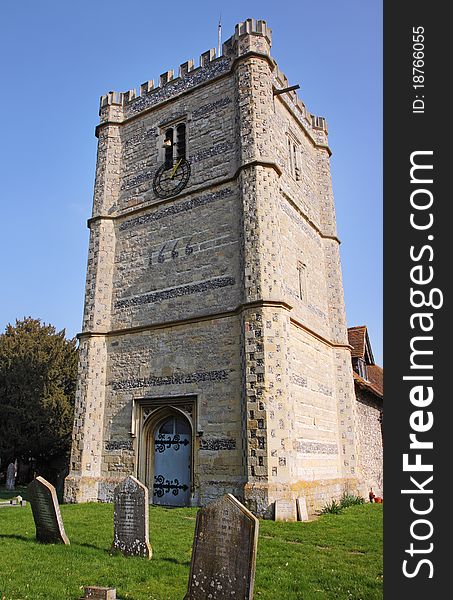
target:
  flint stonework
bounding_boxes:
[187,494,259,600]
[27,476,70,544]
[112,476,152,558]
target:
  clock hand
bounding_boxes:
[170,158,182,179]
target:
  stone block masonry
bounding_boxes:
[65,18,367,515]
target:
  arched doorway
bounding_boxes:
[149,413,192,507]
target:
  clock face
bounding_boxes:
[153,158,191,199]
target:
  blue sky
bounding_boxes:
[0,0,382,363]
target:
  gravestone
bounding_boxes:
[274,498,297,522]
[27,476,70,544]
[186,494,259,600]
[10,495,26,506]
[5,462,16,491]
[79,586,116,600]
[296,497,309,522]
[112,476,152,558]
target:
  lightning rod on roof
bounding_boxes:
[218,15,222,57]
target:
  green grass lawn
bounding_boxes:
[0,486,382,600]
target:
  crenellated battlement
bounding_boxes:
[273,65,328,134]
[99,19,274,116]
[222,18,272,58]
[234,18,272,44]
[311,115,328,133]
[99,46,223,113]
[100,91,124,107]
[98,18,326,134]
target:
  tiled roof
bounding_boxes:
[367,365,383,396]
[348,326,367,359]
[353,371,383,399]
[348,325,383,398]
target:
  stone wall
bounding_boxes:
[355,388,384,497]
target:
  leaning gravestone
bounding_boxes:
[186,494,259,600]
[274,498,297,522]
[6,462,16,491]
[296,497,309,522]
[27,476,69,544]
[112,476,152,558]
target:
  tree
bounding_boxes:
[0,318,78,471]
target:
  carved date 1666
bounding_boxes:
[151,237,194,265]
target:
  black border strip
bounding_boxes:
[384,1,449,595]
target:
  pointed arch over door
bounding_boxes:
[135,398,196,507]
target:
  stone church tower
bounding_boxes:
[65,19,362,516]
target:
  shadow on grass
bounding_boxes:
[160,556,191,566]
[0,534,108,553]
[77,541,110,552]
[0,533,191,566]
[0,533,33,542]
[107,549,190,566]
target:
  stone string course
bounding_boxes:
[66,18,376,514]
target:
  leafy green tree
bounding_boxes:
[0,318,78,470]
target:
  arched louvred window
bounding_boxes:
[164,128,174,168]
[176,123,186,160]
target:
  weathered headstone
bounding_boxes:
[274,498,297,522]
[5,462,16,491]
[186,494,259,600]
[112,476,152,558]
[27,476,70,544]
[79,586,116,600]
[296,497,309,522]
